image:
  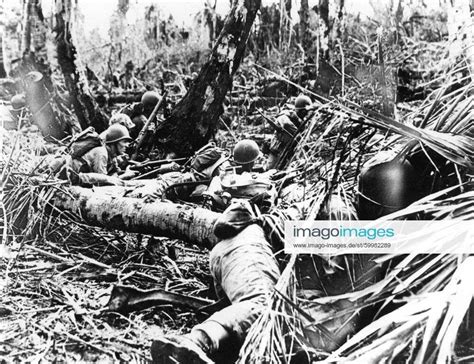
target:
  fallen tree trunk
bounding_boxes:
[53,186,220,248]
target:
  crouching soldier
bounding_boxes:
[139,140,273,208]
[267,94,312,169]
[51,124,136,185]
[119,90,162,139]
[202,139,277,213]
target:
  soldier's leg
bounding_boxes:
[151,224,280,363]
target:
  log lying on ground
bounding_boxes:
[53,186,220,248]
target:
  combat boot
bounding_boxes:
[151,333,214,364]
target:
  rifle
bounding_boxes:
[130,162,183,180]
[256,109,294,138]
[131,91,168,161]
[130,157,187,172]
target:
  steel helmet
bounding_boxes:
[141,91,160,109]
[109,113,134,129]
[104,124,133,144]
[295,94,312,110]
[357,152,418,220]
[11,94,26,110]
[125,60,134,71]
[233,139,260,165]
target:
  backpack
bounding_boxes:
[204,171,277,212]
[68,127,104,159]
[220,172,275,200]
[188,143,227,175]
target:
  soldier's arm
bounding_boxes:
[78,173,124,186]
[89,148,109,175]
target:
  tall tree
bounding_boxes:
[0,3,22,78]
[16,0,74,139]
[14,0,50,80]
[0,32,6,78]
[54,0,108,132]
[109,0,129,66]
[299,0,311,55]
[153,0,261,157]
[447,0,473,74]
[20,0,33,58]
[279,0,292,49]
[205,0,218,47]
[313,0,344,62]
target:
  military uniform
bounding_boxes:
[203,168,276,212]
[70,144,108,174]
[152,200,283,364]
[267,109,303,169]
[118,102,147,140]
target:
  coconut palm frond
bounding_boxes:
[318,256,474,364]
[343,104,474,169]
[378,182,474,220]
[1,130,91,243]
[246,179,473,363]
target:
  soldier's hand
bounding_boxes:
[120,166,139,180]
[144,190,162,203]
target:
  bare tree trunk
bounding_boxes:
[20,0,33,56]
[447,0,473,74]
[24,71,67,139]
[279,0,292,50]
[110,0,129,65]
[16,0,72,138]
[153,0,261,157]
[299,0,310,55]
[53,0,108,132]
[0,32,6,78]
[205,0,218,47]
[317,0,330,60]
[53,186,220,248]
[18,0,50,76]
[30,0,51,85]
[17,0,38,76]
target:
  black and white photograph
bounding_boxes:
[0,0,473,363]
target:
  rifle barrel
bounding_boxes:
[131,91,169,161]
[256,109,294,138]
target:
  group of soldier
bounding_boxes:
[49,90,313,206]
[8,87,316,363]
[52,89,315,363]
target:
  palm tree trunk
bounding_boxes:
[153,0,261,157]
[14,0,52,83]
[53,186,220,248]
[53,0,108,132]
[20,0,33,57]
[299,0,310,55]
[318,0,330,60]
[447,0,473,73]
[0,32,6,78]
[24,71,67,140]
[279,0,292,50]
